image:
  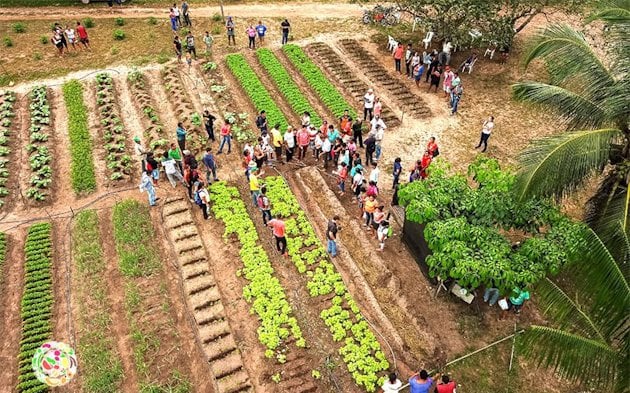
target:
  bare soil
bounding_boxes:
[82,79,108,190]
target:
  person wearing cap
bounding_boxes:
[176,122,187,151]
[363,88,375,121]
[249,166,261,206]
[133,136,148,170]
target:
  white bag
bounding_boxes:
[498,298,509,310]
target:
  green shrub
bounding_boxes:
[39,35,48,45]
[12,22,26,33]
[113,29,125,41]
[147,16,157,25]
[83,17,95,28]
[3,37,13,48]
[212,13,222,22]
[33,52,43,61]
[115,17,125,26]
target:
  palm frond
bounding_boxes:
[512,82,608,129]
[569,227,630,340]
[521,326,621,388]
[584,0,630,25]
[514,128,621,201]
[522,24,615,93]
[534,278,606,341]
[585,172,630,246]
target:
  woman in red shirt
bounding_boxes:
[393,43,404,73]
[218,119,232,154]
[420,150,433,179]
[426,136,439,157]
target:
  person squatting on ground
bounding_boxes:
[161,151,184,187]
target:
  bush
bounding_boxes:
[3,37,12,47]
[212,13,222,22]
[147,16,157,25]
[113,29,125,41]
[115,17,125,26]
[12,22,26,33]
[39,35,48,45]
[83,18,95,28]
[33,52,43,61]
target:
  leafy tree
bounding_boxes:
[511,0,630,245]
[521,226,629,392]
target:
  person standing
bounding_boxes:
[139,170,158,206]
[414,62,426,88]
[296,126,310,160]
[268,215,288,257]
[420,150,433,179]
[392,157,402,189]
[203,31,213,54]
[226,16,236,45]
[337,162,348,196]
[450,82,463,115]
[249,167,260,206]
[185,165,200,200]
[409,51,420,79]
[255,110,268,134]
[194,181,210,219]
[376,220,390,251]
[169,8,178,32]
[203,110,216,142]
[363,88,375,121]
[352,119,363,148]
[176,122,187,151]
[436,375,456,393]
[280,19,291,45]
[425,54,438,83]
[339,109,352,132]
[257,186,272,225]
[51,29,64,56]
[428,64,443,93]
[442,65,454,99]
[374,125,384,161]
[133,136,148,169]
[75,21,90,50]
[408,370,433,393]
[327,215,340,257]
[370,115,386,134]
[373,97,382,119]
[161,151,184,187]
[393,43,404,73]
[256,20,267,45]
[404,43,414,77]
[145,152,160,185]
[246,25,257,50]
[172,3,181,27]
[185,31,196,59]
[381,372,403,393]
[202,147,218,184]
[64,25,77,51]
[173,35,183,62]
[218,119,232,154]
[181,0,191,27]
[271,123,283,163]
[284,126,296,162]
[426,136,439,157]
[54,23,68,51]
[476,116,494,152]
[364,133,376,166]
[168,142,183,174]
[369,162,380,185]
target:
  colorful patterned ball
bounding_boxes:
[32,341,78,387]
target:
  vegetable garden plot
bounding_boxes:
[305,43,399,126]
[62,80,97,194]
[161,66,206,154]
[0,91,16,209]
[262,176,390,392]
[94,73,133,182]
[226,54,289,132]
[16,222,53,393]
[161,196,254,393]
[338,39,431,118]
[256,48,323,127]
[26,86,53,202]
[0,232,6,285]
[126,70,169,155]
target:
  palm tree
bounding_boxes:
[511,1,630,243]
[520,225,629,392]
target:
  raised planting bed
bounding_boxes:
[256,48,322,127]
[126,70,169,154]
[305,43,399,126]
[62,80,97,194]
[72,210,123,392]
[0,232,6,286]
[94,73,133,182]
[0,91,16,208]
[338,39,431,118]
[16,222,53,393]
[283,45,356,120]
[226,54,288,132]
[263,176,389,392]
[209,182,306,360]
[26,86,53,202]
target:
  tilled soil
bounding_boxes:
[81,79,109,191]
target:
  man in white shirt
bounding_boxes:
[369,162,380,185]
[363,88,375,121]
[370,115,386,133]
[475,115,494,153]
[284,126,296,161]
[162,152,184,187]
[374,126,385,161]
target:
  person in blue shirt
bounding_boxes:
[327,125,339,143]
[392,157,402,189]
[409,370,433,393]
[256,20,267,45]
[176,122,187,151]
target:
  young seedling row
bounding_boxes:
[126,70,169,154]
[26,87,53,202]
[0,91,16,208]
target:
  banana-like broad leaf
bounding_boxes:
[514,128,621,201]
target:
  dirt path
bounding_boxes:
[0,3,362,21]
[82,79,109,191]
[49,87,74,206]
[146,69,179,142]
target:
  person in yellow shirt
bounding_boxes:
[363,195,378,229]
[270,123,283,164]
[249,167,260,206]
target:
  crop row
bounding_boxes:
[63,80,97,194]
[127,70,169,153]
[17,222,53,393]
[226,54,289,132]
[72,210,123,392]
[95,73,133,181]
[0,232,6,285]
[209,181,306,362]
[256,49,322,127]
[283,45,357,120]
[0,91,16,208]
[263,176,389,392]
[27,86,52,202]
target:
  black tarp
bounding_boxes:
[402,216,437,285]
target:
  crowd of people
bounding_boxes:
[50,21,91,56]
[381,370,457,393]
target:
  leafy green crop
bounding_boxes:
[63,80,97,194]
[263,176,388,392]
[398,156,586,293]
[283,45,356,119]
[209,182,306,361]
[16,222,52,393]
[256,49,322,127]
[26,86,52,201]
[0,90,16,207]
[226,54,288,132]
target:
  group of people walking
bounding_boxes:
[50,21,90,56]
[382,371,457,393]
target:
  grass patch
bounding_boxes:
[73,210,123,393]
[62,79,97,194]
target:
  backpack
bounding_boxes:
[257,195,270,210]
[194,190,203,206]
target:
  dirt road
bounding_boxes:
[0,2,363,21]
